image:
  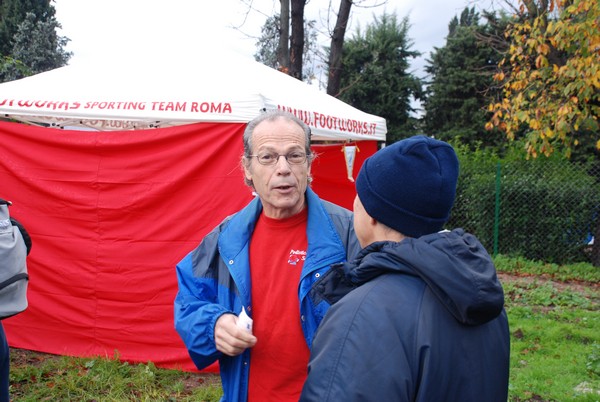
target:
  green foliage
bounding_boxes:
[423,8,509,150]
[497,159,598,263]
[254,15,280,70]
[337,12,423,144]
[11,12,70,72]
[447,143,500,246]
[448,146,600,264]
[488,0,600,159]
[0,0,56,56]
[0,2,71,83]
[0,55,31,79]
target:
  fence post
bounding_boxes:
[493,161,501,256]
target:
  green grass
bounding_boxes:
[9,255,600,401]
[495,254,600,283]
[10,352,222,401]
[507,306,599,401]
[499,255,600,401]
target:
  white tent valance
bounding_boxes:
[0,52,386,142]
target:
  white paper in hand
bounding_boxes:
[236,306,253,334]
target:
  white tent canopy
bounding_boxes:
[0,51,386,142]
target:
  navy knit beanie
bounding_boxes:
[355,135,459,238]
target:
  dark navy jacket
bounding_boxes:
[301,229,510,402]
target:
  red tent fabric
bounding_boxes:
[0,121,376,371]
[311,141,377,210]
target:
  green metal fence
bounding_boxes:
[447,157,600,265]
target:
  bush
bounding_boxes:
[447,145,600,264]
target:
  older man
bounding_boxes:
[174,110,360,402]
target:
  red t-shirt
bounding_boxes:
[247,208,310,402]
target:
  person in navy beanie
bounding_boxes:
[356,135,459,238]
[301,135,510,402]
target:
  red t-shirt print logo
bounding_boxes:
[288,249,306,265]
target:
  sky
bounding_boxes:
[53,0,502,82]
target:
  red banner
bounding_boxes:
[0,121,376,371]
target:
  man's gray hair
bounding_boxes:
[242,109,312,158]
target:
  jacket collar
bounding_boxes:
[218,187,345,269]
[312,230,506,326]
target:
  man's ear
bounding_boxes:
[243,162,252,182]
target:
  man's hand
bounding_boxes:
[215,313,257,356]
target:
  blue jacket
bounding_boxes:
[301,229,510,402]
[174,187,360,402]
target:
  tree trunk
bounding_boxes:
[289,0,305,80]
[522,0,548,18]
[326,0,352,97]
[278,0,290,73]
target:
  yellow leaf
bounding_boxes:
[558,105,570,116]
[537,44,550,55]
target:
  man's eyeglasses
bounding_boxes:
[248,151,309,166]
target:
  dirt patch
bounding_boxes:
[177,371,222,392]
[10,347,62,367]
[498,272,600,294]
